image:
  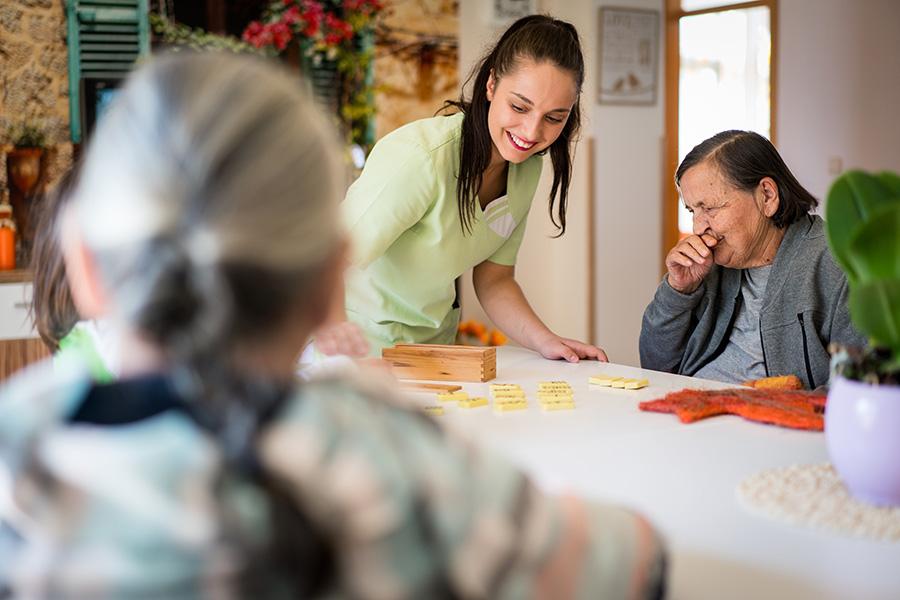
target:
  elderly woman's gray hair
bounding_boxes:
[675,130,818,229]
[69,52,346,362]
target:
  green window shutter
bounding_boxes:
[66,0,149,143]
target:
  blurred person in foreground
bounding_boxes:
[0,52,665,599]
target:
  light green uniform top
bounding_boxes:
[343,113,543,352]
[57,320,115,383]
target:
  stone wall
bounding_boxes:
[0,0,457,188]
[374,0,458,138]
[1,0,74,193]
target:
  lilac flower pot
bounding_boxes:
[826,376,900,506]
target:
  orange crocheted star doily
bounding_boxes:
[639,388,827,430]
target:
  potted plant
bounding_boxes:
[241,0,383,151]
[3,120,48,246]
[5,121,47,194]
[824,169,900,506]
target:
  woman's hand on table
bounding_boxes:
[313,321,370,358]
[665,233,717,294]
[535,335,608,363]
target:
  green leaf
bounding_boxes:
[846,170,897,215]
[848,278,900,357]
[847,204,900,282]
[825,171,898,281]
[878,353,900,375]
[825,175,863,280]
[879,171,900,197]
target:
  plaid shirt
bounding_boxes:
[0,356,664,599]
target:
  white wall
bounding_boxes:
[778,0,900,205]
[592,0,665,366]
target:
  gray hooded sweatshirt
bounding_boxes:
[640,214,865,389]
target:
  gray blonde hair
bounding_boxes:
[70,52,345,363]
[68,53,347,595]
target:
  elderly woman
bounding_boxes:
[640,130,864,389]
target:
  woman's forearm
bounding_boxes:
[472,262,553,351]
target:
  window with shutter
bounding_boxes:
[65,0,150,143]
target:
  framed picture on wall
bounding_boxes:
[491,0,538,25]
[597,7,659,105]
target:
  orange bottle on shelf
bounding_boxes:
[0,194,16,271]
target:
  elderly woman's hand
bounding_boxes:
[313,320,370,358]
[665,234,718,294]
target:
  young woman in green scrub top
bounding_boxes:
[320,14,608,363]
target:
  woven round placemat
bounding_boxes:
[737,463,900,541]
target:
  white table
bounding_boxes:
[403,346,900,600]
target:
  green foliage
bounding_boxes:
[848,279,900,352]
[4,120,48,148]
[830,344,900,385]
[825,171,900,283]
[149,14,262,55]
[826,169,900,379]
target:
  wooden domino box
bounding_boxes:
[382,343,497,382]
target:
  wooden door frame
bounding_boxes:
[662,0,778,271]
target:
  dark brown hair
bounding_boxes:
[444,14,584,236]
[30,167,80,351]
[675,130,818,228]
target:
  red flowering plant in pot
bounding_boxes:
[242,0,383,150]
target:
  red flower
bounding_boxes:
[242,0,381,52]
[282,6,301,25]
[323,13,352,46]
[270,21,292,50]
[242,20,264,46]
[344,0,382,12]
[300,0,324,36]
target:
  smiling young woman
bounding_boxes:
[316,14,609,363]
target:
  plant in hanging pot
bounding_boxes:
[824,169,900,506]
[4,120,47,195]
[3,119,48,248]
[241,0,383,150]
